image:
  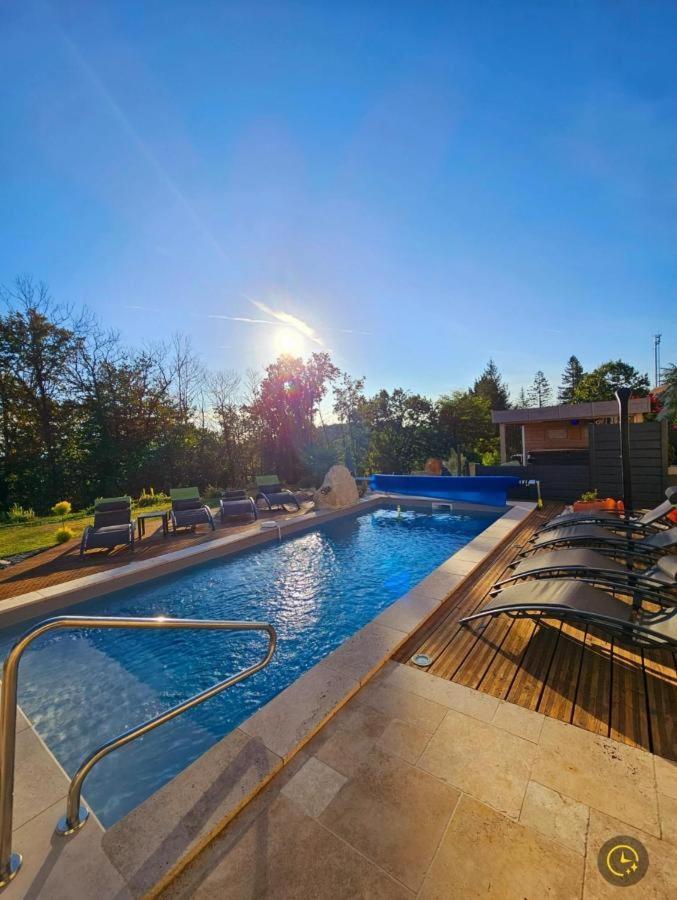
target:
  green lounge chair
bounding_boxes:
[255,475,300,512]
[460,577,677,649]
[170,487,215,533]
[80,496,134,555]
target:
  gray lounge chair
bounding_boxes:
[220,490,258,523]
[460,578,677,648]
[80,496,134,555]
[170,487,215,533]
[536,486,677,536]
[255,475,300,512]
[522,525,677,563]
[495,549,677,601]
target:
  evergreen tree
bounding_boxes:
[527,371,552,408]
[558,356,585,403]
[516,387,529,408]
[472,359,510,410]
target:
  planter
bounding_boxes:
[572,498,621,513]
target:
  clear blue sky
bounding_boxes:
[1,1,675,400]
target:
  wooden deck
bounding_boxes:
[394,502,677,762]
[0,507,309,603]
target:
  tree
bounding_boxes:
[249,352,339,482]
[360,389,439,474]
[516,387,529,408]
[572,360,650,402]
[332,373,368,473]
[527,371,552,408]
[558,356,585,403]
[472,359,510,410]
[658,363,677,423]
[437,391,495,468]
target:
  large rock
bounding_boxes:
[313,465,359,510]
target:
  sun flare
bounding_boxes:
[273,326,305,357]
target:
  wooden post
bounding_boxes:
[499,423,507,464]
[615,388,633,511]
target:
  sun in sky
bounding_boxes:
[273,326,305,358]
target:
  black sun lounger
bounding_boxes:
[255,475,300,512]
[522,525,677,563]
[170,487,215,533]
[460,578,677,649]
[535,486,677,537]
[219,490,258,523]
[80,496,134,555]
[494,549,677,600]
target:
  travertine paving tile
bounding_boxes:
[376,718,431,764]
[519,780,589,854]
[281,757,347,818]
[384,662,499,722]
[323,622,407,683]
[13,726,68,830]
[374,590,440,633]
[240,661,358,759]
[418,708,535,818]
[492,700,545,743]
[320,747,459,891]
[356,680,447,733]
[162,795,412,900]
[5,800,131,900]
[654,755,677,800]
[419,794,584,899]
[583,809,677,899]
[658,792,677,847]
[311,722,376,778]
[532,717,660,836]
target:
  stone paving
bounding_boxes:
[160,661,677,900]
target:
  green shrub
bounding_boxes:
[52,500,72,523]
[55,526,74,544]
[203,484,224,500]
[136,488,169,507]
[8,503,35,523]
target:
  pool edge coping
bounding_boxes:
[97,498,537,897]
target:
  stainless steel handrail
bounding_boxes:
[0,615,276,888]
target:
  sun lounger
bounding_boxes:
[80,496,134,555]
[536,486,677,536]
[170,487,215,533]
[219,490,258,523]
[255,475,300,512]
[460,578,677,648]
[495,548,677,601]
[522,525,677,563]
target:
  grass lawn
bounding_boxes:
[0,501,182,559]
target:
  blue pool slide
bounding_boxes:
[369,474,521,507]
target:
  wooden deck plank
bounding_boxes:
[400,500,675,760]
[539,622,586,724]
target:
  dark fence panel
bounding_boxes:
[589,421,668,508]
[479,421,667,506]
[476,464,590,502]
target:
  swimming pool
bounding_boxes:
[0,503,498,827]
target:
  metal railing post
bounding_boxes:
[0,615,276,888]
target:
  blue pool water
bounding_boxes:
[0,504,498,826]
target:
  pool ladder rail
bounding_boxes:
[0,614,277,889]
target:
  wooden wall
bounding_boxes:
[523,422,588,452]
